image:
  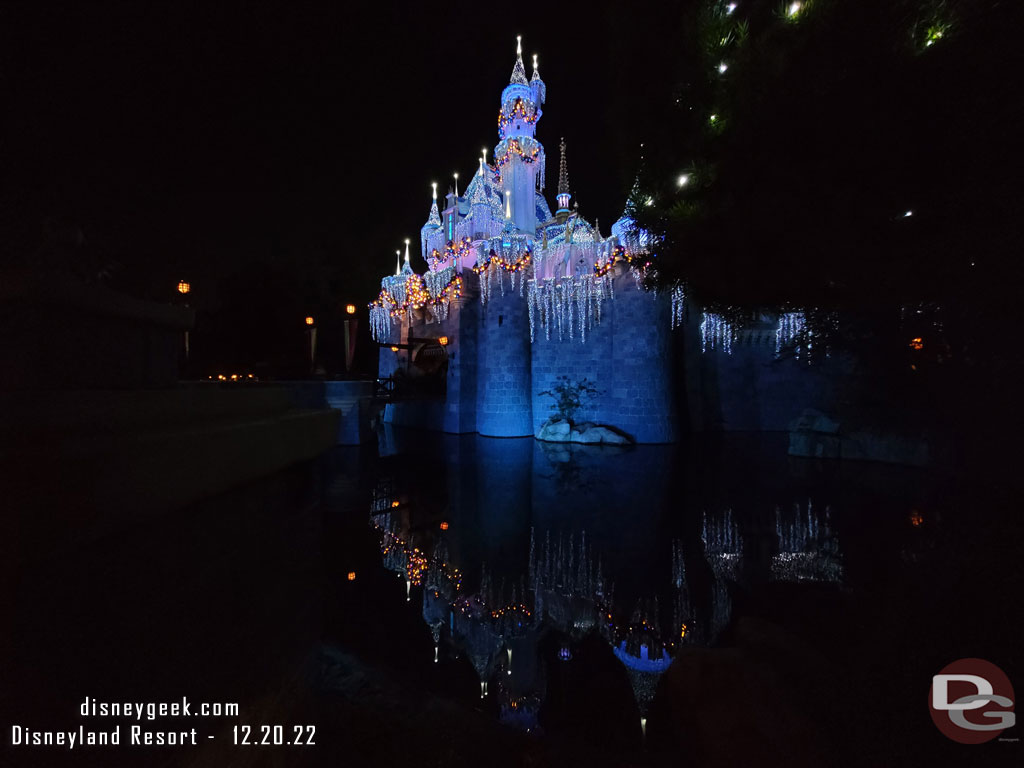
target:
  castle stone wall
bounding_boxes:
[530,272,677,443]
[476,286,534,437]
[380,270,678,443]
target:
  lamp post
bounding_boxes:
[304,316,316,374]
[177,280,191,364]
[344,304,358,374]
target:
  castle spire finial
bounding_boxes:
[395,250,401,276]
[509,37,529,85]
[432,182,437,201]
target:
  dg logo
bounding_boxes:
[929,658,1016,744]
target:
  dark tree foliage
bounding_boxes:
[539,376,602,422]
[628,0,1024,421]
[634,0,1022,299]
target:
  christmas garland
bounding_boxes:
[473,248,532,274]
[498,96,538,131]
[593,244,653,278]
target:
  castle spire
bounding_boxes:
[556,138,571,221]
[530,53,546,105]
[426,182,441,227]
[557,138,570,196]
[402,239,413,274]
[509,36,529,85]
[471,157,489,206]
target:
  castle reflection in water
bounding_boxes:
[354,429,931,734]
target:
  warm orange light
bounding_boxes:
[217,374,226,381]
[391,500,400,508]
[438,336,449,346]
[910,509,924,527]
[230,374,239,381]
[305,316,315,326]
[345,304,357,315]
[680,623,688,638]
[440,521,449,530]
[347,571,356,581]
[909,337,924,351]
[390,346,400,352]
[177,280,190,295]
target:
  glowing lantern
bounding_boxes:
[910,510,924,527]
[909,337,924,351]
[438,336,449,346]
[440,521,449,531]
[305,316,315,326]
[347,572,356,581]
[391,500,400,508]
[177,280,190,295]
[390,346,400,352]
[345,304,356,315]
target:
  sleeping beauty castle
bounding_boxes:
[370,38,677,443]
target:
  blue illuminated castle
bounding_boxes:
[370,38,678,443]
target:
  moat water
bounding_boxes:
[8,426,1016,768]
[319,427,994,764]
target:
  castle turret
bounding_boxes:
[470,157,492,239]
[495,37,545,236]
[530,54,546,113]
[420,183,443,258]
[555,138,571,223]
[402,239,413,274]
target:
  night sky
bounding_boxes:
[1,3,688,319]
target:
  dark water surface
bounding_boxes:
[320,428,1023,767]
[4,428,1021,768]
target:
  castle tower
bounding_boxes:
[495,37,546,236]
[470,157,492,239]
[555,138,571,223]
[420,183,443,258]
